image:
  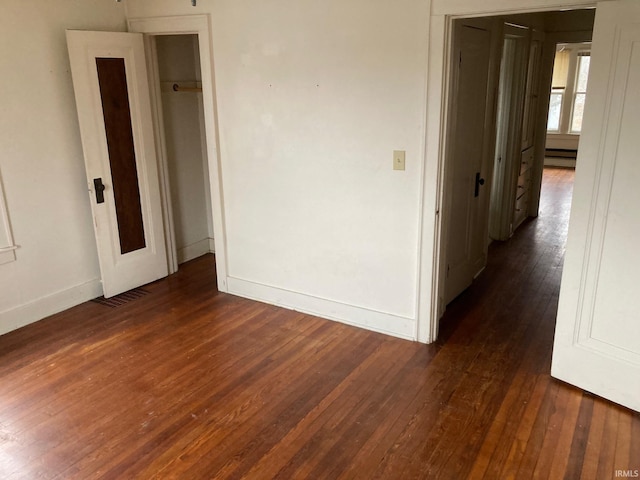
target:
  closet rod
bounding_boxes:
[172,83,202,93]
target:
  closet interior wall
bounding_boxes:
[155,34,214,266]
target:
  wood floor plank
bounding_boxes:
[596,404,621,480]
[630,413,640,472]
[493,375,551,480]
[547,387,584,479]
[0,167,638,479]
[276,341,417,480]
[208,332,396,478]
[613,409,633,476]
[148,324,377,474]
[82,315,341,478]
[370,244,560,472]
[580,397,608,480]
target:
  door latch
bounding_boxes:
[93,178,106,204]
[474,172,485,197]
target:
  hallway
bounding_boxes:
[435,167,630,478]
[0,168,637,479]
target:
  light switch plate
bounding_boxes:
[393,150,406,171]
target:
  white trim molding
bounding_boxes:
[177,237,214,265]
[0,278,103,337]
[227,277,417,341]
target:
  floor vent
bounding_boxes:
[91,288,149,308]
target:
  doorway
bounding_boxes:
[154,34,215,271]
[438,8,594,327]
[128,15,229,292]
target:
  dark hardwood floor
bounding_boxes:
[0,167,638,479]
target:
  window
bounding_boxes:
[547,44,591,134]
[571,53,590,132]
[547,89,563,131]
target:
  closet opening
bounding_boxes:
[154,34,215,273]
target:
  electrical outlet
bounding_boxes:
[393,150,406,171]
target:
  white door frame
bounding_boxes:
[417,0,598,343]
[127,15,229,292]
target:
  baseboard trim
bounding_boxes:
[0,278,103,337]
[177,237,215,264]
[226,277,416,341]
[544,157,577,168]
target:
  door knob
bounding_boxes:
[93,178,106,204]
[475,172,485,197]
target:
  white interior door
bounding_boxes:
[488,27,529,241]
[444,20,495,305]
[67,31,167,298]
[552,0,640,412]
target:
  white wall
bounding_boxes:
[127,0,430,338]
[546,134,580,151]
[1,0,621,344]
[0,2,127,335]
[156,35,214,264]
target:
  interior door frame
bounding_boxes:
[127,15,229,292]
[417,0,597,343]
[489,23,531,241]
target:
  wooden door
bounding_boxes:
[552,0,640,412]
[67,31,168,298]
[443,20,495,305]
